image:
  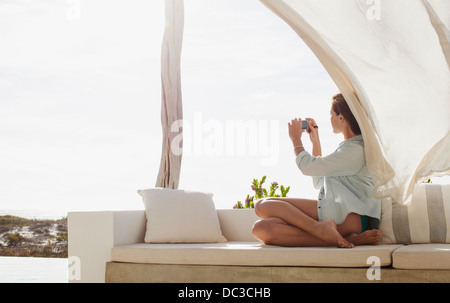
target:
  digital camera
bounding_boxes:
[301,120,308,130]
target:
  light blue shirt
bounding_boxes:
[295,135,381,225]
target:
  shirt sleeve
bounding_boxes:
[295,142,365,177]
[312,176,324,189]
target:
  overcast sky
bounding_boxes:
[1,0,446,216]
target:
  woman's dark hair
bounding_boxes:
[331,93,361,135]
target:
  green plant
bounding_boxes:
[233,176,290,209]
[55,233,68,242]
[4,232,25,247]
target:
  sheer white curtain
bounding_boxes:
[259,0,450,204]
[156,0,184,189]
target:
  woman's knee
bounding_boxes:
[251,219,266,237]
[254,198,275,218]
[252,219,274,244]
[254,198,266,217]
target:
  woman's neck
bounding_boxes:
[343,128,358,140]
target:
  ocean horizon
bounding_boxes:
[0,209,68,220]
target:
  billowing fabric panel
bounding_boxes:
[260,0,450,204]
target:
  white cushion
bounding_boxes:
[216,209,259,241]
[137,187,227,243]
[111,241,402,267]
[392,244,450,270]
[379,183,450,244]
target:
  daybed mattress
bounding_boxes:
[110,241,402,268]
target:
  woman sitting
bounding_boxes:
[252,93,381,248]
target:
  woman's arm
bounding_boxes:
[305,118,321,157]
[296,142,365,177]
[312,140,322,157]
[288,118,305,156]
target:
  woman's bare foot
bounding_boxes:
[345,229,382,246]
[313,220,354,248]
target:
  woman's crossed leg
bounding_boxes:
[251,197,380,248]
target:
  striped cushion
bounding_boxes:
[379,183,450,244]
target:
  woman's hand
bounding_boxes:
[305,118,320,143]
[305,117,322,156]
[288,118,304,143]
[288,118,305,156]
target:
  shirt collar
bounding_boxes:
[339,134,363,146]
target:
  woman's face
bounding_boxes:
[330,107,342,134]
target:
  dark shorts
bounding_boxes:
[360,215,368,232]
